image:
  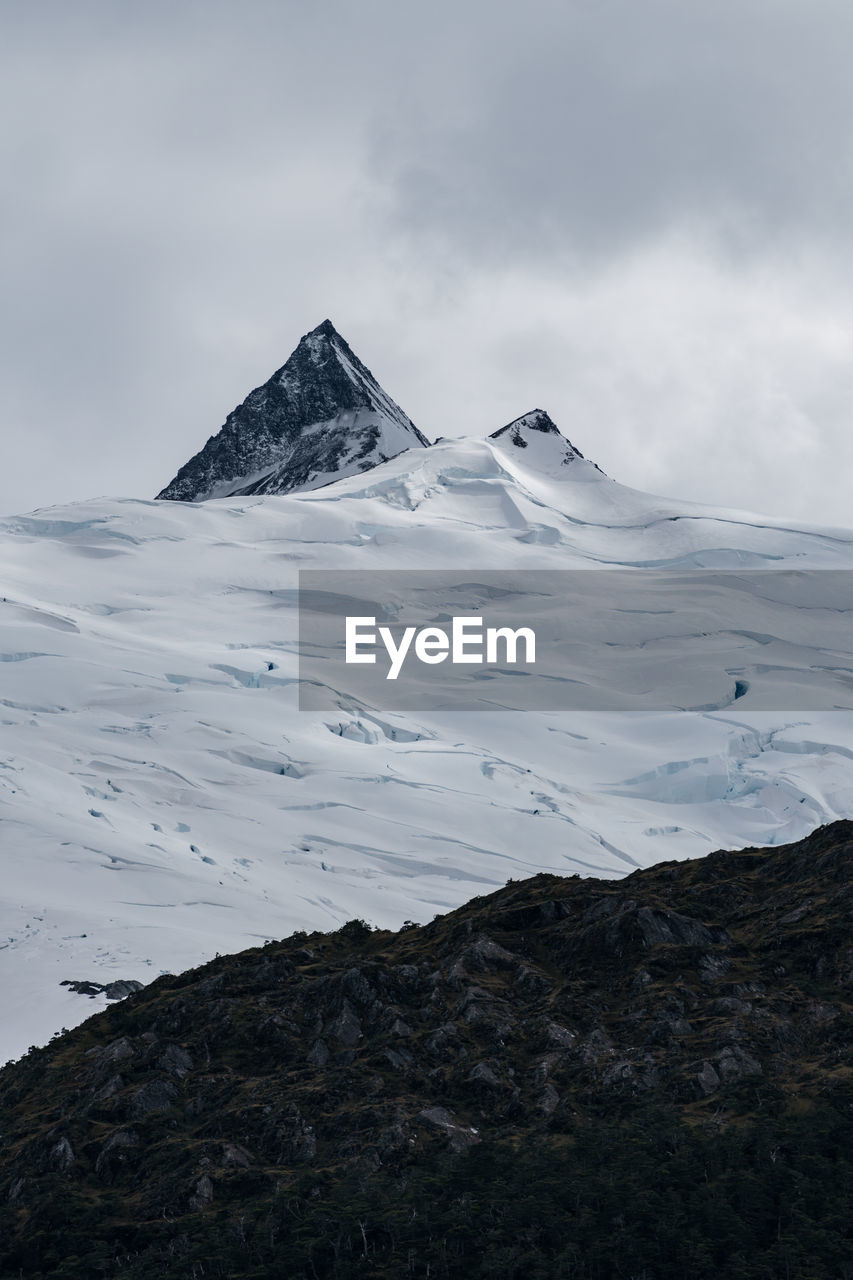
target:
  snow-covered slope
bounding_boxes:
[156,320,429,501]
[3,424,853,1062]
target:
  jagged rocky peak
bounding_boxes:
[156,320,430,502]
[489,409,591,468]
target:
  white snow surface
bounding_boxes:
[2,432,853,1063]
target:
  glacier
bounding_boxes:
[2,417,853,1063]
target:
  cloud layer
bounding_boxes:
[2,1,852,524]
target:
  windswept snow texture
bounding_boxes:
[3,427,853,1061]
[156,320,429,501]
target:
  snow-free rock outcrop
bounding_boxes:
[156,320,429,501]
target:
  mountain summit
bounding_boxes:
[489,408,598,473]
[490,409,585,457]
[156,320,429,501]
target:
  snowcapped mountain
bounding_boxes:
[156,320,429,501]
[489,407,591,468]
[4,381,853,1063]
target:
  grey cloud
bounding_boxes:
[1,0,852,528]
[0,1,389,513]
[371,0,853,262]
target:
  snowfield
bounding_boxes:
[2,425,853,1062]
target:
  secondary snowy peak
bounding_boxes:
[489,409,593,471]
[155,320,430,502]
[491,408,562,441]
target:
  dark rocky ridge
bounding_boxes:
[156,320,429,501]
[489,407,603,470]
[1,821,851,1277]
[61,979,144,1001]
[490,408,572,446]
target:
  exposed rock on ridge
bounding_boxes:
[156,320,429,501]
[490,408,597,469]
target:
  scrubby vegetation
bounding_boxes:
[1,821,852,1277]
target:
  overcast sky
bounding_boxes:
[3,0,853,524]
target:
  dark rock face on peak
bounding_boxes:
[491,408,563,441]
[0,821,851,1277]
[156,320,429,502]
[489,409,595,470]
